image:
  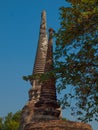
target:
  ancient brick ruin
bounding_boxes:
[20,11,92,130]
[24,120,92,130]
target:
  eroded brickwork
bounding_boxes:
[34,28,61,120]
[20,11,92,130]
[20,11,61,130]
[24,120,92,130]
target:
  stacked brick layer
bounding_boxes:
[24,120,92,130]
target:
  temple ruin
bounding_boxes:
[20,10,92,130]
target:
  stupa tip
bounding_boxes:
[41,10,46,16]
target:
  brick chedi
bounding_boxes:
[29,10,48,102]
[20,10,48,130]
[20,10,61,130]
[33,28,61,120]
[20,11,92,130]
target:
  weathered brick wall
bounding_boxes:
[24,120,92,130]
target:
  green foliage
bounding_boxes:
[23,71,55,83]
[0,118,3,130]
[62,117,67,121]
[54,0,98,122]
[0,111,21,130]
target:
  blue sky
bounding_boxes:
[0,0,97,129]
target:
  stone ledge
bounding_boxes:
[24,120,92,130]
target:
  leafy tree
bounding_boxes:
[54,0,98,122]
[0,111,21,130]
[0,118,3,130]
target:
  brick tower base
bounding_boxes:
[24,120,92,130]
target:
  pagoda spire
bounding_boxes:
[40,28,57,103]
[33,10,48,75]
[29,10,48,101]
[34,28,61,120]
